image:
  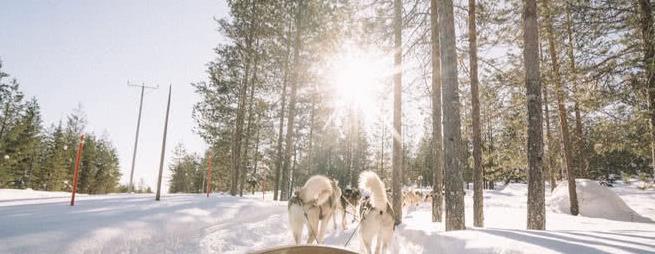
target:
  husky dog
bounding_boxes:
[403,190,421,208]
[330,179,342,231]
[424,191,433,203]
[358,171,395,254]
[339,187,361,230]
[288,175,338,244]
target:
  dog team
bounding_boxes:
[288,170,432,253]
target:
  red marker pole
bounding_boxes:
[70,134,85,206]
[206,151,212,197]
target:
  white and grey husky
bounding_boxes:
[288,175,340,244]
[358,171,395,254]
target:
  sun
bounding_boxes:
[326,44,391,115]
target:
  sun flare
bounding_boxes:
[326,45,391,115]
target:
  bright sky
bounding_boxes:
[0,0,228,192]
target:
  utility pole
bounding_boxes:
[128,81,158,193]
[70,134,85,206]
[155,85,172,201]
[206,150,213,197]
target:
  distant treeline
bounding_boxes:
[168,145,207,194]
[0,61,122,193]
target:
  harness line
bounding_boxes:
[343,218,362,247]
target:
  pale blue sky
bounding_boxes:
[0,0,228,191]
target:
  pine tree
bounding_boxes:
[273,47,289,200]
[63,105,87,183]
[4,98,42,189]
[564,5,589,178]
[543,0,579,216]
[0,67,26,187]
[78,135,97,193]
[430,0,444,223]
[638,0,655,178]
[468,0,484,228]
[440,0,465,231]
[391,0,404,225]
[92,137,121,194]
[229,1,258,196]
[280,0,305,201]
[39,123,68,191]
[543,81,557,190]
[169,144,200,193]
[525,0,546,230]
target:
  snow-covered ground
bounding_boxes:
[1,182,654,254]
[0,188,87,203]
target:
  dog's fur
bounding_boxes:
[339,187,361,230]
[402,189,423,208]
[288,175,339,244]
[358,171,394,254]
[330,179,342,231]
[424,191,433,203]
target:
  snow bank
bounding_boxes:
[498,183,528,196]
[547,179,651,222]
[0,188,83,201]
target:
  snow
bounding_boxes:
[0,188,86,201]
[548,179,652,223]
[1,181,654,254]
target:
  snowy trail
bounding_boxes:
[199,200,289,253]
[0,193,285,254]
[1,184,655,254]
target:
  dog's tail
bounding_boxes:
[359,171,388,212]
[300,175,333,206]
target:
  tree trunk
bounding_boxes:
[430,0,444,223]
[230,1,259,196]
[280,1,304,201]
[231,52,251,196]
[543,0,579,216]
[253,114,261,195]
[439,0,465,231]
[290,144,299,192]
[565,6,588,178]
[540,36,557,189]
[543,83,557,191]
[273,32,291,201]
[380,117,386,180]
[573,105,586,174]
[487,109,495,190]
[525,0,546,230]
[392,0,403,225]
[240,65,258,197]
[307,90,316,176]
[468,0,484,228]
[347,109,355,187]
[638,0,655,177]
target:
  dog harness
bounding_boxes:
[359,197,399,229]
